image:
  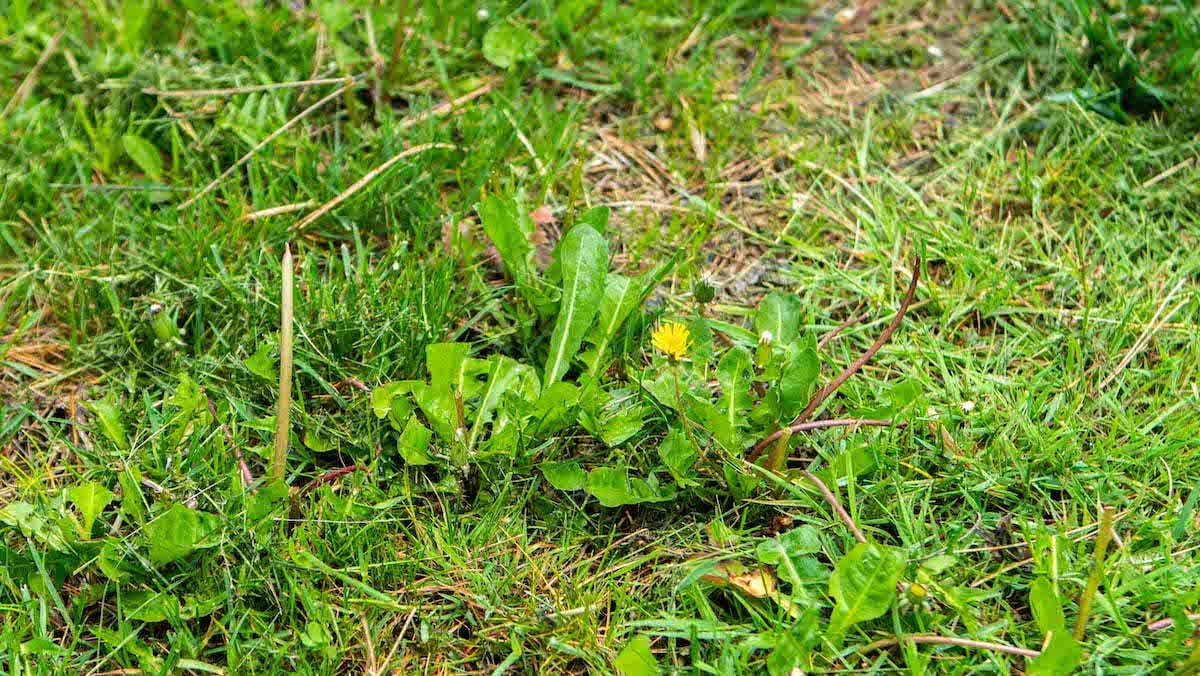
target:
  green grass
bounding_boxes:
[3,0,1200,673]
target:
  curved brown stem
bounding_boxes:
[750,418,903,462]
[817,310,871,350]
[798,469,866,544]
[302,465,364,496]
[752,258,921,457]
[207,397,254,487]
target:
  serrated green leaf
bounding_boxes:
[757,526,822,565]
[87,392,129,451]
[482,22,540,69]
[540,461,587,491]
[122,133,163,179]
[586,467,674,507]
[246,479,288,524]
[827,542,906,645]
[371,381,417,418]
[544,225,608,388]
[143,508,212,568]
[398,415,436,465]
[887,378,922,409]
[144,504,220,567]
[531,382,580,437]
[467,355,522,450]
[410,382,457,444]
[123,590,179,623]
[119,467,145,525]
[168,373,202,413]
[244,341,276,380]
[584,254,677,380]
[614,634,661,676]
[598,404,645,448]
[689,315,714,364]
[584,273,635,376]
[67,482,114,537]
[754,292,803,345]
[766,612,820,676]
[657,428,697,485]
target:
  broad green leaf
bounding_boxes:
[724,464,761,499]
[87,392,129,451]
[754,292,803,345]
[577,385,645,447]
[0,501,69,551]
[122,133,162,179]
[586,467,673,507]
[477,195,535,291]
[144,504,219,567]
[657,428,697,485]
[168,374,202,413]
[577,205,610,234]
[540,461,587,491]
[67,482,114,537]
[584,273,635,377]
[410,382,457,444]
[614,634,661,676]
[531,382,580,437]
[640,370,680,411]
[119,467,145,525]
[398,416,435,465]
[585,254,678,379]
[756,526,822,565]
[766,612,820,676]
[1028,630,1082,675]
[715,347,753,451]
[20,638,66,656]
[543,224,608,388]
[887,379,922,409]
[426,343,470,393]
[827,542,906,645]
[598,405,645,448]
[689,315,715,365]
[244,341,276,380]
[371,381,417,418]
[1029,577,1067,634]
[779,347,819,420]
[482,21,540,69]
[691,400,731,450]
[123,590,179,623]
[302,431,334,452]
[467,355,522,450]
[246,480,289,525]
[813,445,877,487]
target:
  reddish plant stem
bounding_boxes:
[751,259,921,457]
[750,418,903,462]
[799,469,866,544]
[1147,613,1200,632]
[208,397,254,487]
[817,310,871,350]
[301,465,364,496]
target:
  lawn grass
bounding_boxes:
[3,1,1200,673]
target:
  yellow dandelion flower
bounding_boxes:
[652,321,691,361]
